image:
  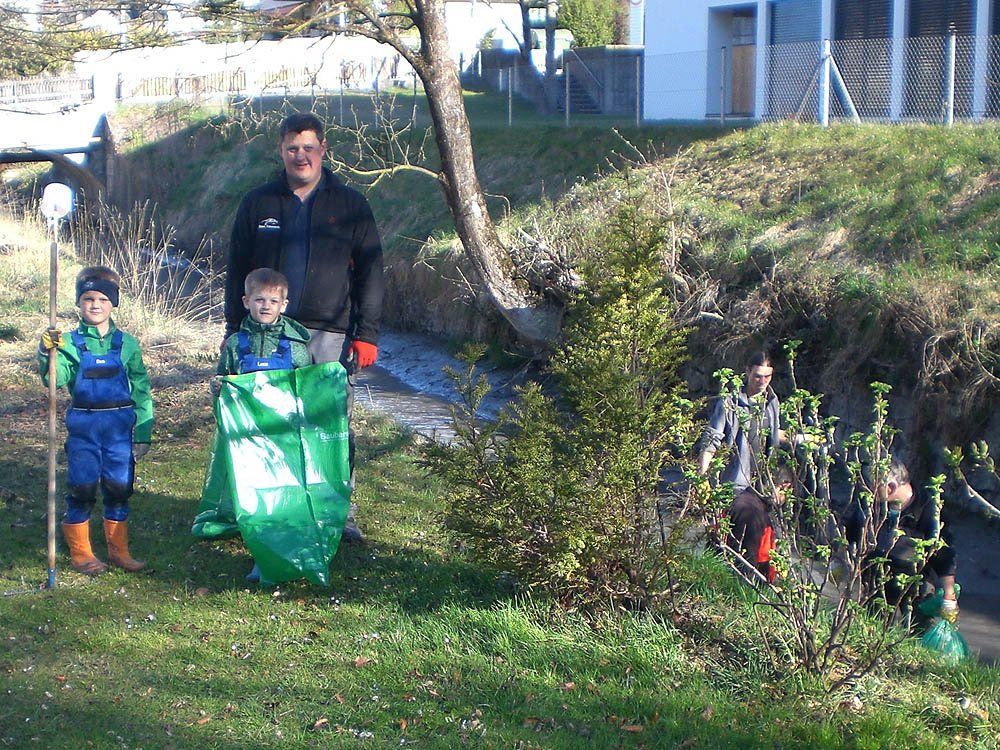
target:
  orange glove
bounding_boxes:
[348,340,378,369]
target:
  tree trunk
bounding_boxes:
[416,0,561,349]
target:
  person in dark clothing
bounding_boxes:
[726,466,793,585]
[846,457,959,622]
[225,113,384,543]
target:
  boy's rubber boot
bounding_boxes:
[103,519,146,572]
[61,521,108,576]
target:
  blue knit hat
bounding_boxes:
[76,276,120,307]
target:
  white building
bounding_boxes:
[643,0,999,121]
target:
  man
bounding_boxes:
[698,351,784,495]
[846,457,959,621]
[225,112,384,543]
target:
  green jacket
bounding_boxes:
[38,320,154,443]
[217,315,312,376]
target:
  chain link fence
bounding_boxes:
[645,33,1000,125]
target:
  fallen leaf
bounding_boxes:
[333,693,345,704]
[560,681,575,691]
[193,587,210,597]
[353,656,372,668]
[621,724,644,733]
[701,704,714,720]
[399,718,408,732]
[195,716,211,725]
[311,717,330,731]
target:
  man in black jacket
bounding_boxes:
[224,112,384,543]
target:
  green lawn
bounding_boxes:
[0,208,997,749]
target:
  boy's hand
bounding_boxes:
[348,340,378,369]
[132,443,150,460]
[40,328,62,351]
[209,376,223,396]
[941,597,959,624]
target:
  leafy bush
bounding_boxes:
[700,345,954,686]
[425,194,699,609]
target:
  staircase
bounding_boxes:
[556,73,601,114]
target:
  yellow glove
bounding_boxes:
[40,327,62,351]
[941,598,959,624]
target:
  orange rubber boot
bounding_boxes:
[103,519,146,572]
[61,521,108,576]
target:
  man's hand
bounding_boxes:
[348,340,378,369]
[132,443,151,460]
[40,328,62,351]
[209,376,223,396]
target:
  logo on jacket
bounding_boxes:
[257,217,281,230]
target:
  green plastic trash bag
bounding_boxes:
[191,362,351,586]
[921,619,971,662]
[192,429,239,539]
[917,586,970,662]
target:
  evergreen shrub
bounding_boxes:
[425,195,699,609]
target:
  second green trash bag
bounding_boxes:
[191,361,351,586]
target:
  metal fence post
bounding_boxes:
[720,45,727,125]
[565,55,570,128]
[635,55,641,128]
[819,39,831,127]
[508,65,513,127]
[944,31,957,126]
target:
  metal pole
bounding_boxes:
[944,31,957,126]
[340,80,344,123]
[819,39,831,127]
[46,223,58,589]
[720,45,727,125]
[635,55,641,128]
[565,55,570,128]
[508,66,513,127]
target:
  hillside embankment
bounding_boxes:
[104,101,1000,485]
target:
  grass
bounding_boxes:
[1,202,998,749]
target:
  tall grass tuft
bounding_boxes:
[72,200,220,354]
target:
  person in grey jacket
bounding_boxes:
[698,351,784,494]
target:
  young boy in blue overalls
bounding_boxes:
[38,266,153,575]
[213,267,311,581]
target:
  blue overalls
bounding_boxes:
[237,331,293,374]
[64,330,136,523]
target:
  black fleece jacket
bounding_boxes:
[225,168,384,344]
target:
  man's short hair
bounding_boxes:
[245,268,289,297]
[747,350,773,369]
[279,112,325,142]
[886,456,910,486]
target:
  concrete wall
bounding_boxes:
[570,46,644,115]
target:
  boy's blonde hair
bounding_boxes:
[245,268,289,297]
